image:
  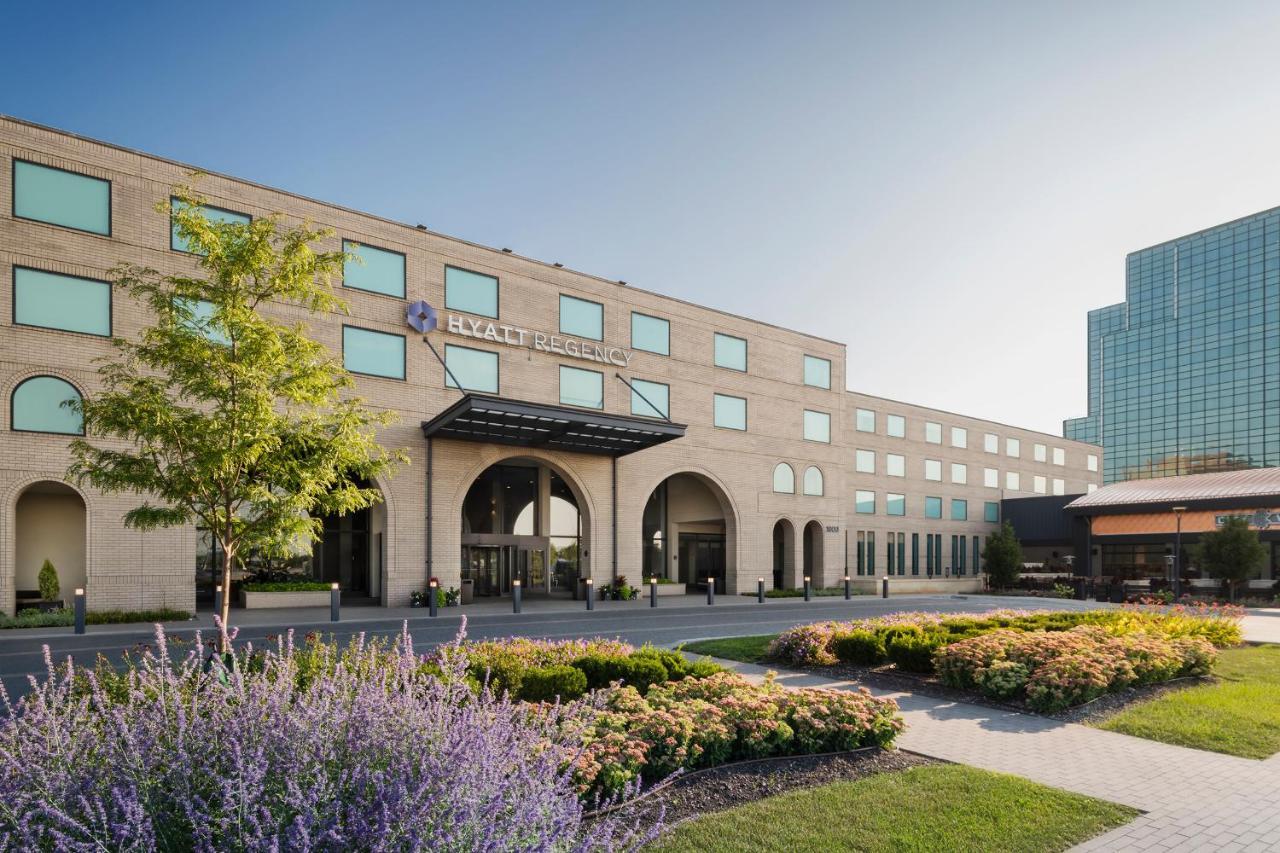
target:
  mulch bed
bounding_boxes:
[603,748,934,828]
[811,661,1212,724]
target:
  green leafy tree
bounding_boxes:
[68,186,404,647]
[1193,516,1266,602]
[981,520,1023,589]
[37,559,60,603]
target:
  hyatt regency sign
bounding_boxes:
[406,300,634,368]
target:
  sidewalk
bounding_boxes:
[708,658,1280,851]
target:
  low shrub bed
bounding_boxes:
[740,587,861,598]
[241,580,332,592]
[0,607,192,629]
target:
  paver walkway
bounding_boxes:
[707,658,1280,852]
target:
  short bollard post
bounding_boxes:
[512,578,522,614]
[73,588,86,635]
[649,577,658,608]
[757,577,765,603]
[428,579,438,617]
[882,576,890,599]
[330,582,340,622]
[706,578,715,605]
[804,575,812,602]
[844,575,852,600]
[213,584,223,619]
[586,578,594,610]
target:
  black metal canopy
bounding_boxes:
[421,394,686,457]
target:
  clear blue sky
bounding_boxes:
[6,1,1280,434]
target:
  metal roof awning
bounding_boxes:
[421,394,686,457]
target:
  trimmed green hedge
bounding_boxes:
[1,608,192,629]
[241,582,332,593]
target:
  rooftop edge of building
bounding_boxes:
[1125,203,1280,259]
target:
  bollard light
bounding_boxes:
[706,577,715,606]
[804,575,812,602]
[757,577,765,604]
[213,584,224,620]
[330,582,340,623]
[649,577,658,608]
[844,575,851,600]
[586,578,594,610]
[428,578,438,617]
[73,588,86,635]
[512,578,522,614]
[882,576,890,599]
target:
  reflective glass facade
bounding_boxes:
[1066,209,1280,482]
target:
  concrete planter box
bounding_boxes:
[241,589,330,609]
[851,577,984,595]
[652,583,686,597]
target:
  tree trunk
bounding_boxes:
[219,541,234,652]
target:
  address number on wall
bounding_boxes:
[825,525,840,533]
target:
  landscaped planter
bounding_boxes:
[651,583,686,597]
[241,589,331,609]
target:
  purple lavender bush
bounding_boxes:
[0,623,657,851]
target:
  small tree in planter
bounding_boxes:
[982,521,1023,590]
[1193,516,1266,603]
[37,560,60,607]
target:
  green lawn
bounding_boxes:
[680,634,776,663]
[648,764,1137,853]
[1097,644,1280,759]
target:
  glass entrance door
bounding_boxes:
[680,533,726,593]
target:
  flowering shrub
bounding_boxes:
[0,624,656,850]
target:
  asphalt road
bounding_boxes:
[0,594,1103,700]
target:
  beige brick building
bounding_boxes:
[0,116,1101,614]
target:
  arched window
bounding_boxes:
[12,376,83,435]
[803,466,824,496]
[772,462,795,493]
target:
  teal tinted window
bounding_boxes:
[631,312,669,355]
[560,365,603,409]
[343,240,406,298]
[713,333,747,371]
[887,493,906,516]
[13,267,111,336]
[855,490,875,514]
[630,378,669,418]
[177,298,229,345]
[12,376,82,434]
[984,501,999,523]
[803,409,830,443]
[445,266,499,318]
[342,326,405,379]
[803,355,831,389]
[560,295,603,340]
[951,499,968,521]
[445,344,498,393]
[171,199,251,254]
[713,393,746,430]
[13,160,111,235]
[924,496,943,519]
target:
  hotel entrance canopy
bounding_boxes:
[421,394,686,457]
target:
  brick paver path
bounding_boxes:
[708,659,1280,851]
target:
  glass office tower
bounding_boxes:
[1065,208,1280,483]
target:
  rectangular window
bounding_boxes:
[713,333,747,371]
[1006,437,1020,458]
[925,421,942,443]
[13,160,111,235]
[342,326,405,379]
[1052,447,1066,466]
[984,501,999,523]
[856,408,876,432]
[855,449,876,473]
[560,365,604,409]
[886,533,895,574]
[177,298,229,345]
[974,536,981,574]
[1052,477,1066,496]
[951,463,967,485]
[984,467,998,488]
[926,533,935,575]
[856,531,866,576]
[951,499,968,521]
[343,240,406,298]
[958,535,967,575]
[898,532,906,577]
[925,496,943,519]
[887,493,905,516]
[560,294,604,340]
[984,433,998,453]
[886,453,905,477]
[887,414,905,437]
[631,312,669,355]
[1007,471,1021,491]
[713,393,747,430]
[630,378,670,419]
[803,354,831,389]
[855,490,875,514]
[951,426,967,448]
[1034,443,1047,463]
[444,344,498,393]
[13,267,111,336]
[867,532,876,573]
[171,199,250,254]
[1033,475,1047,494]
[911,533,920,575]
[924,459,942,481]
[445,265,499,318]
[803,410,831,443]
[1087,453,1099,472]
[951,535,959,573]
